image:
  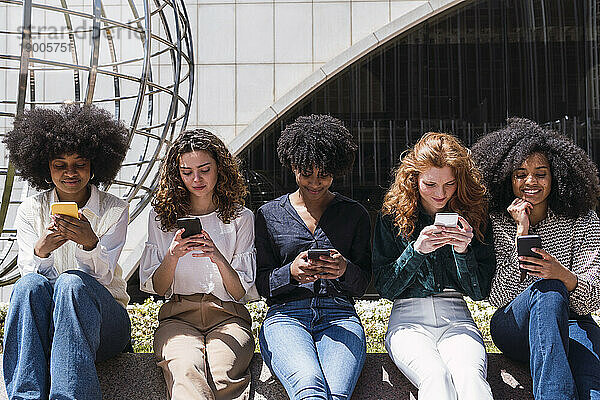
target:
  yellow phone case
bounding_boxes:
[50,202,79,219]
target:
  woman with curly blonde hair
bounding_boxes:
[139,129,257,400]
[373,132,495,400]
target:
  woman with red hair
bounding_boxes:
[373,132,495,400]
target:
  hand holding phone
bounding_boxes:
[48,202,99,252]
[307,249,331,261]
[310,249,347,279]
[176,217,203,239]
[50,202,79,219]
[517,235,542,282]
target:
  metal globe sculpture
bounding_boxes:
[0,0,194,284]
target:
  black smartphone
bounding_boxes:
[307,249,331,260]
[517,235,542,282]
[176,217,203,239]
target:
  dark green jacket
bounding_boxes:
[372,211,495,301]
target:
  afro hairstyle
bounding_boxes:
[471,117,600,218]
[276,114,357,177]
[3,104,129,190]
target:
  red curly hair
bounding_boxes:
[382,132,487,240]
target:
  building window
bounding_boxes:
[240,0,600,219]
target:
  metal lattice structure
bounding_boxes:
[0,0,194,285]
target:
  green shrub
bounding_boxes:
[125,298,494,353]
[127,297,163,353]
[465,298,500,353]
[0,299,598,354]
[355,299,392,353]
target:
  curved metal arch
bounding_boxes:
[59,0,82,102]
[100,3,122,119]
[84,0,103,104]
[0,0,195,280]
[0,0,32,235]
[124,0,189,204]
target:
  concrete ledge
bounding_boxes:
[1,353,533,399]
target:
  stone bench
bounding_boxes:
[0,352,533,399]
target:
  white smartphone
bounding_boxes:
[434,212,458,227]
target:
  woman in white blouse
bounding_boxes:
[139,129,257,400]
[2,105,131,400]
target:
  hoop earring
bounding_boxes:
[45,178,52,184]
[90,172,95,180]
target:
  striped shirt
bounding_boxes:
[489,209,600,315]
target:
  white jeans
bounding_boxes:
[385,291,493,400]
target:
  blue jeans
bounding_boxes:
[259,297,366,400]
[490,279,600,400]
[3,271,131,400]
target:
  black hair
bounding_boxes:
[276,114,357,176]
[3,104,129,190]
[471,117,600,217]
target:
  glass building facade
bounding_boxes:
[240,0,600,217]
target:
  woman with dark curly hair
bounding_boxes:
[2,105,131,400]
[255,114,371,400]
[372,132,495,400]
[139,129,257,400]
[471,118,600,400]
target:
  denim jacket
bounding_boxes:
[372,211,495,301]
[255,193,372,306]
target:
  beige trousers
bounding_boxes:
[153,293,254,400]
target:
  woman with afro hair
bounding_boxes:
[372,132,494,400]
[255,114,371,399]
[139,129,257,400]
[472,117,600,400]
[2,104,131,400]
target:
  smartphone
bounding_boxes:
[434,212,458,227]
[517,235,542,282]
[50,202,79,219]
[307,249,331,260]
[176,217,203,239]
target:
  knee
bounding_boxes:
[531,279,569,312]
[423,366,453,383]
[532,278,567,295]
[414,365,455,393]
[55,271,87,292]
[11,273,51,303]
[449,365,486,382]
[165,359,203,382]
[54,271,93,302]
[289,374,327,399]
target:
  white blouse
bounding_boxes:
[15,186,130,307]
[139,207,257,303]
